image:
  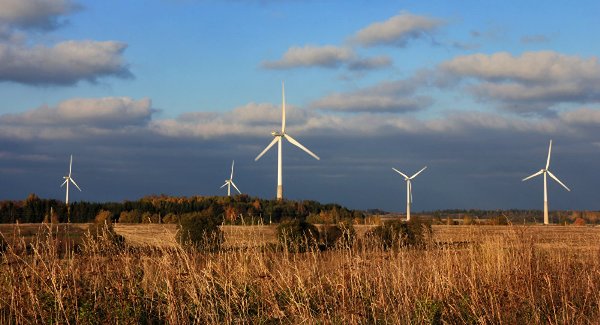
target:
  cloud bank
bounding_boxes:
[440,51,600,113]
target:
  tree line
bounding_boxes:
[0,193,363,224]
[0,193,597,225]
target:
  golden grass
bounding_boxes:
[1,223,599,323]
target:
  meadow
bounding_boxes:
[1,223,599,323]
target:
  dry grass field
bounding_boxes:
[1,223,599,323]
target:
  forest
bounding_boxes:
[0,193,598,225]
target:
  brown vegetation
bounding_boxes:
[1,224,599,323]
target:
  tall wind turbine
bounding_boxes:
[255,82,320,200]
[220,160,241,196]
[60,155,82,221]
[392,166,427,221]
[522,140,570,225]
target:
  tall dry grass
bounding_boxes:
[1,224,599,324]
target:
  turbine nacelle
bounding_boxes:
[271,131,283,137]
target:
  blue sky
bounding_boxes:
[1,0,599,212]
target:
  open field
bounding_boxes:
[107,223,600,251]
[3,223,599,250]
[1,223,600,323]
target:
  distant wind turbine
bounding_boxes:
[220,160,241,196]
[392,166,427,221]
[522,140,570,225]
[60,155,82,220]
[255,82,320,200]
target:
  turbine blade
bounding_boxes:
[281,81,286,133]
[255,137,279,161]
[220,182,228,189]
[522,170,544,181]
[547,170,571,192]
[60,179,68,187]
[284,134,320,160]
[230,160,235,180]
[69,155,73,177]
[70,178,82,191]
[392,168,409,179]
[409,181,413,203]
[546,140,552,169]
[410,166,427,179]
[231,181,242,194]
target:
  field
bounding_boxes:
[1,223,599,323]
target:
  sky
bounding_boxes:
[0,0,599,212]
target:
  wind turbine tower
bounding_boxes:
[220,160,241,196]
[522,140,571,225]
[392,166,427,221]
[60,155,82,222]
[255,82,320,200]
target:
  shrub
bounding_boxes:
[277,220,319,252]
[176,212,224,251]
[95,210,113,224]
[368,217,431,249]
[162,213,179,224]
[319,222,356,249]
[87,211,125,251]
[119,210,142,223]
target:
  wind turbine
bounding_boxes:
[392,166,427,221]
[255,82,320,200]
[220,160,241,196]
[60,155,82,221]
[522,140,570,225]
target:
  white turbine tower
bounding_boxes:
[60,155,82,221]
[522,140,570,225]
[220,160,241,196]
[255,82,320,200]
[392,166,427,221]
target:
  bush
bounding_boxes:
[368,217,431,249]
[319,222,356,249]
[277,220,319,252]
[95,210,113,224]
[176,212,224,251]
[119,210,142,223]
[86,211,125,251]
[162,213,179,224]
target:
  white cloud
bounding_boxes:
[261,44,393,71]
[153,102,316,138]
[440,51,600,113]
[351,11,444,47]
[312,93,430,113]
[0,0,79,30]
[0,40,132,85]
[262,45,353,69]
[311,74,433,113]
[347,56,392,71]
[0,97,154,140]
[442,51,600,83]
